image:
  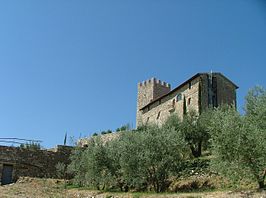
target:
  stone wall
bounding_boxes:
[136,78,171,127]
[139,77,201,126]
[216,75,237,107]
[199,74,209,112]
[137,73,238,127]
[78,132,121,147]
[0,145,73,184]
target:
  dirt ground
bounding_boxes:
[0,177,265,198]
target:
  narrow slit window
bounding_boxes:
[189,82,192,89]
[188,98,191,105]
[146,117,150,124]
[172,99,175,108]
[157,111,161,119]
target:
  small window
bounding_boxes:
[146,117,150,124]
[172,99,175,108]
[188,98,191,105]
[189,82,192,89]
[157,111,161,119]
[176,93,182,101]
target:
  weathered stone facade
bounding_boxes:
[0,145,72,185]
[78,132,121,147]
[136,73,238,127]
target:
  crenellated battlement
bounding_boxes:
[138,77,171,88]
[137,77,172,125]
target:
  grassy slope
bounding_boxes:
[0,177,265,198]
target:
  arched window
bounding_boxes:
[176,93,182,101]
[188,98,191,105]
[172,99,175,108]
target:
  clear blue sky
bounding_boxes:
[0,0,265,148]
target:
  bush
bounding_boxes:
[19,142,41,150]
[68,125,190,192]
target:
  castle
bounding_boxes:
[78,72,238,148]
[136,72,238,127]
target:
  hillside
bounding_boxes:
[0,177,265,198]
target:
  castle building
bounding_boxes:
[136,72,238,127]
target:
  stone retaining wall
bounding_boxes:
[0,145,73,184]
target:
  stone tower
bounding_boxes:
[136,78,171,127]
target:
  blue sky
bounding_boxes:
[0,0,265,148]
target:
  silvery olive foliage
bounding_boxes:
[68,86,266,191]
[68,125,189,192]
[209,86,266,189]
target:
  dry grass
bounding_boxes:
[0,177,265,198]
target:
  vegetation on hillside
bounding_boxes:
[19,142,41,150]
[67,86,266,192]
[209,86,266,189]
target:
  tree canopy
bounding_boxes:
[68,86,266,191]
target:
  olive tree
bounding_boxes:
[180,111,211,157]
[243,86,266,188]
[164,111,211,158]
[68,137,114,189]
[118,125,189,192]
[209,86,266,189]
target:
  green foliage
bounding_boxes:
[164,111,211,158]
[177,158,210,178]
[243,86,266,189]
[163,113,181,130]
[106,129,112,134]
[56,162,70,191]
[209,88,266,189]
[68,125,189,192]
[245,86,266,117]
[100,129,113,135]
[116,123,130,132]
[68,85,266,191]
[122,125,190,192]
[180,111,210,158]
[56,162,67,179]
[19,142,41,150]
